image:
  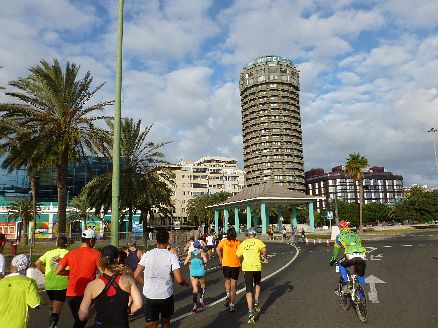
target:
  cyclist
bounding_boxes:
[329,220,366,292]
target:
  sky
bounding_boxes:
[1,0,438,187]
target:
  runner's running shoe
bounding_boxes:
[248,314,255,324]
[198,301,205,310]
[229,304,235,312]
[224,296,230,307]
[191,305,197,313]
[254,303,261,314]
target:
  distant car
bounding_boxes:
[365,222,378,227]
[389,220,401,226]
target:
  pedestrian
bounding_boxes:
[0,233,6,278]
[267,225,272,240]
[79,245,143,327]
[56,229,101,328]
[236,227,268,324]
[35,235,69,328]
[184,235,195,254]
[216,227,241,312]
[300,229,306,244]
[184,240,208,312]
[0,254,43,327]
[282,227,287,240]
[206,233,215,258]
[125,237,143,273]
[134,229,189,328]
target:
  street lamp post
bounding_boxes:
[427,128,438,174]
[111,0,124,247]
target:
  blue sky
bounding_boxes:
[1,0,438,187]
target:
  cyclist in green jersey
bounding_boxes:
[330,221,367,288]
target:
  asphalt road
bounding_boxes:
[29,232,438,327]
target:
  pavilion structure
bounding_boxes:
[208,182,324,235]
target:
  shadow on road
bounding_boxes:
[433,257,438,261]
[260,280,294,313]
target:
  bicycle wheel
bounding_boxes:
[338,280,351,310]
[354,284,369,322]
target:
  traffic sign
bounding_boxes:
[327,210,333,220]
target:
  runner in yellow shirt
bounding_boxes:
[236,227,267,324]
[216,228,241,312]
[0,254,43,328]
[35,236,69,328]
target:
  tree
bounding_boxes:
[363,202,390,223]
[81,118,173,235]
[0,118,48,243]
[7,199,34,245]
[0,59,112,233]
[186,192,232,228]
[67,194,91,231]
[345,153,368,232]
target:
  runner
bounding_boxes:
[0,254,43,327]
[134,229,189,328]
[79,245,143,327]
[236,227,268,324]
[216,227,241,312]
[184,236,195,254]
[184,240,208,312]
[206,233,215,258]
[35,236,69,328]
[56,229,101,328]
[125,237,143,273]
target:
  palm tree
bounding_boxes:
[0,118,46,244]
[7,199,34,245]
[345,153,369,232]
[67,194,91,231]
[81,118,173,235]
[0,59,113,233]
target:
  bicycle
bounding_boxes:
[335,261,369,323]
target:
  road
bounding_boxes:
[29,232,438,327]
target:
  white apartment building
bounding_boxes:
[168,156,245,225]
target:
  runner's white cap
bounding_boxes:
[82,228,96,239]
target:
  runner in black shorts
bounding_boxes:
[46,289,67,302]
[222,266,239,281]
[144,296,174,323]
[243,271,261,293]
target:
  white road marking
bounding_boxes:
[205,265,221,272]
[382,246,392,248]
[428,235,434,237]
[402,244,413,247]
[370,254,383,261]
[365,247,378,253]
[170,244,300,324]
[365,275,386,304]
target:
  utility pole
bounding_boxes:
[427,128,438,174]
[334,182,339,225]
[111,0,124,247]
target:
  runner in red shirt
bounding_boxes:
[56,229,101,328]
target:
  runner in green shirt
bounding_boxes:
[0,254,43,328]
[35,236,69,328]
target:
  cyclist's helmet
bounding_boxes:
[338,220,351,230]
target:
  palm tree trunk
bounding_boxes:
[128,206,133,238]
[57,148,69,234]
[21,220,28,245]
[359,182,364,233]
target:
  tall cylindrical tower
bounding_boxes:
[239,55,305,191]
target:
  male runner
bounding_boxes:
[329,220,367,292]
[35,236,69,328]
[134,229,189,328]
[217,227,240,312]
[236,227,267,324]
[56,229,101,328]
[206,233,215,258]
